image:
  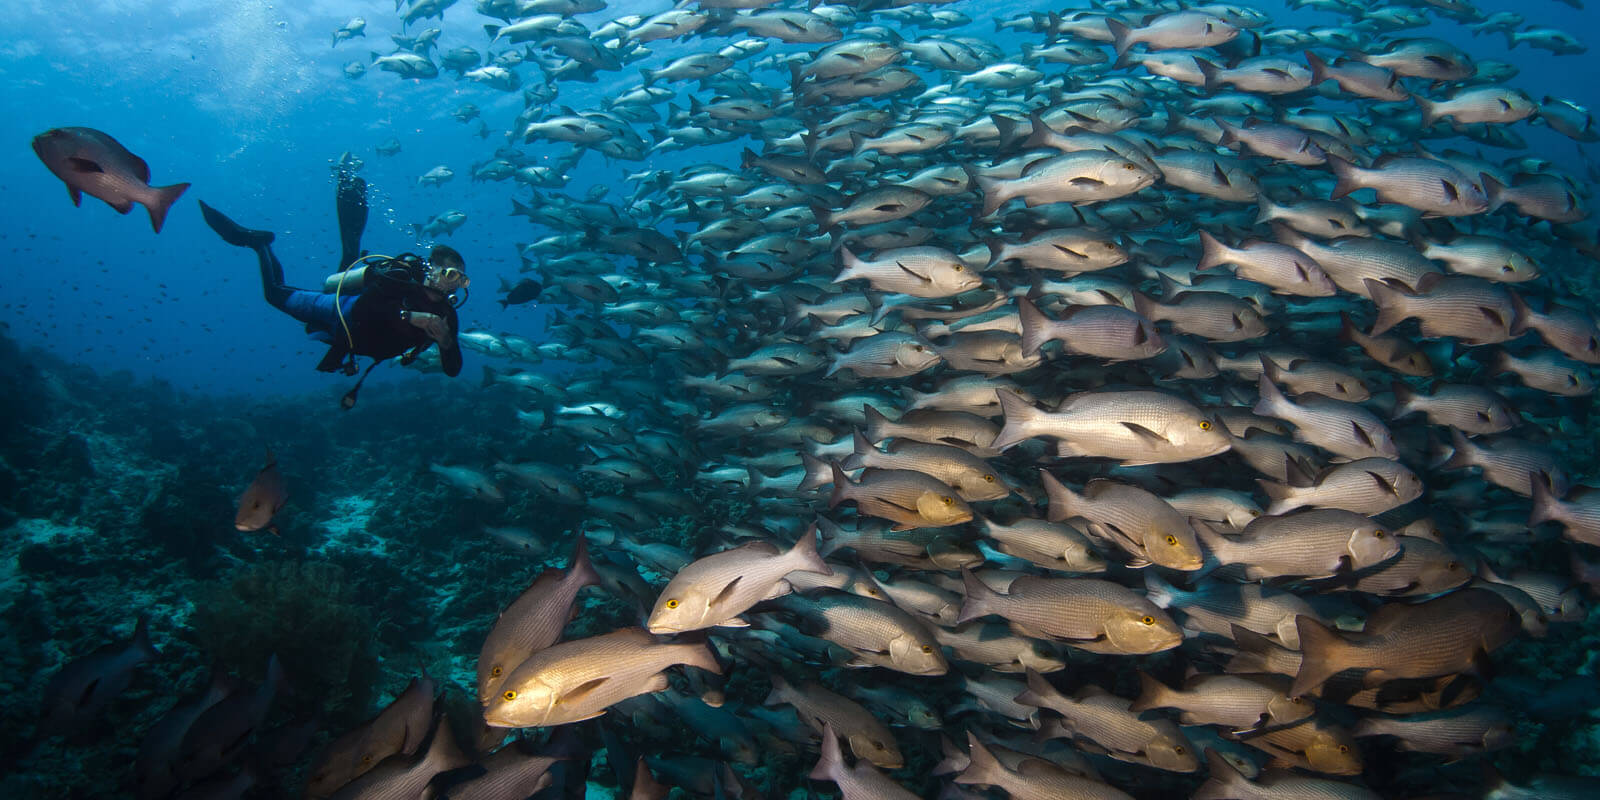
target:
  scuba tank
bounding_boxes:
[322,254,426,294]
[322,265,372,293]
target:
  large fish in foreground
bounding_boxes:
[31,127,189,233]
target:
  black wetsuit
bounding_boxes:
[311,259,463,376]
[199,175,464,378]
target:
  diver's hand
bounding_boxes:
[401,310,450,343]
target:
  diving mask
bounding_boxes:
[427,263,470,293]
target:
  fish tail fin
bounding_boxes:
[1364,278,1410,337]
[956,732,1006,786]
[1040,470,1078,523]
[1189,517,1230,562]
[954,568,999,625]
[1291,615,1352,696]
[1141,569,1180,609]
[1389,379,1417,419]
[1014,667,1060,708]
[131,615,160,660]
[1106,18,1133,61]
[1016,297,1053,357]
[808,724,845,782]
[992,113,1023,152]
[1529,471,1564,526]
[833,245,861,285]
[975,173,1008,217]
[1196,58,1222,94]
[1326,155,1361,200]
[1508,290,1533,336]
[840,429,871,470]
[1253,373,1288,418]
[862,403,891,443]
[677,636,723,676]
[1337,311,1364,345]
[1304,50,1329,84]
[1195,229,1229,270]
[785,524,832,577]
[798,451,830,492]
[826,461,852,510]
[1439,427,1477,470]
[762,673,791,706]
[145,182,190,234]
[639,67,656,86]
[1480,172,1506,213]
[1256,477,1293,509]
[1414,95,1439,126]
[1128,671,1172,713]
[1022,109,1055,150]
[991,389,1042,451]
[566,534,602,590]
[1192,749,1250,800]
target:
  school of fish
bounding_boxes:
[44,0,1600,796]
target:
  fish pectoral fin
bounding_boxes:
[67,157,104,173]
[1119,421,1169,444]
[1349,420,1376,449]
[1069,176,1106,187]
[713,617,751,628]
[895,261,931,283]
[1366,470,1399,496]
[66,185,82,206]
[710,576,744,608]
[557,677,612,706]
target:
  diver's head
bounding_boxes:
[424,245,470,294]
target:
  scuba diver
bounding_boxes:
[198,172,468,408]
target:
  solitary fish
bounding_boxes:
[235,449,288,534]
[33,127,190,233]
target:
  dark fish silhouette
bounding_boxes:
[41,616,159,736]
[497,277,544,309]
[235,449,288,534]
[31,127,189,233]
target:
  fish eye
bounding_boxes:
[1122,163,1137,171]
[1140,615,1155,625]
[1198,420,1212,431]
[953,265,963,271]
[1373,529,1386,539]
[1103,242,1117,250]
[913,344,925,351]
[665,599,680,609]
[503,690,517,701]
[1338,745,1349,754]
[491,666,503,677]
[941,495,954,505]
[1447,561,1461,570]
[1165,535,1179,546]
[1248,510,1261,517]
[1173,746,1186,755]
[361,754,373,765]
[983,475,996,483]
[921,645,933,653]
[1291,696,1304,704]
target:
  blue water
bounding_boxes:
[2,0,1596,399]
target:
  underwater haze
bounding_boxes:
[9,0,1600,798]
